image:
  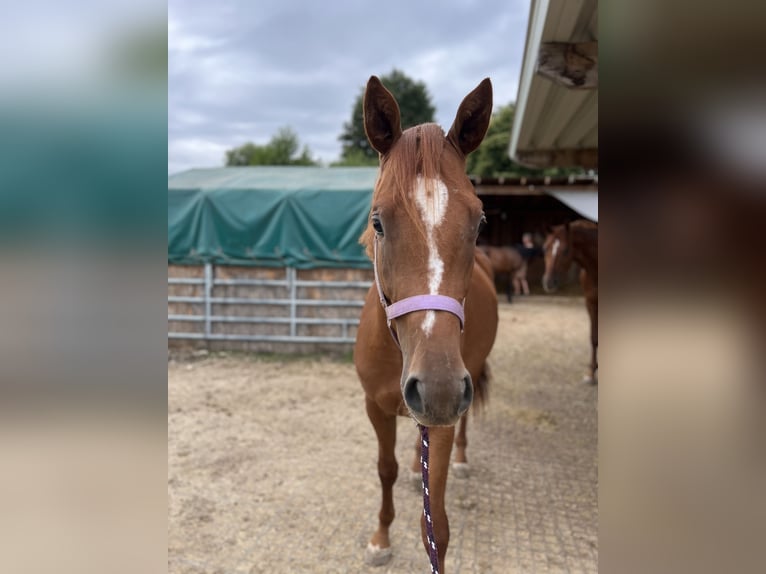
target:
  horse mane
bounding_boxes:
[569,219,598,276]
[360,123,446,258]
[570,219,597,233]
[569,220,598,247]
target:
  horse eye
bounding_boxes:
[477,213,487,233]
[371,214,384,235]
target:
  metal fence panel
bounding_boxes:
[168,265,372,345]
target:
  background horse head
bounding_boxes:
[359,75,493,426]
[542,223,573,293]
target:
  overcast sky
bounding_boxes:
[168,0,531,174]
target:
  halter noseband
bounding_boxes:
[373,235,465,348]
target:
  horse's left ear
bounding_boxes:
[448,78,493,157]
[364,76,402,156]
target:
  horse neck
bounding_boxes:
[570,226,598,280]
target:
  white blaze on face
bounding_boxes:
[552,239,560,258]
[413,176,449,336]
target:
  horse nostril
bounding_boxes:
[458,374,473,414]
[403,376,425,415]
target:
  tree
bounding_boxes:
[336,69,436,165]
[110,22,167,86]
[225,127,318,166]
[467,103,536,178]
[467,103,584,178]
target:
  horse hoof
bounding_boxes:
[452,462,470,479]
[365,543,393,566]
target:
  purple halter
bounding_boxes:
[373,235,465,348]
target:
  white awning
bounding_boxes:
[509,0,598,169]
[546,190,598,222]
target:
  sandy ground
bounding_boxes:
[168,296,598,573]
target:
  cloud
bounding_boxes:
[168,0,531,170]
[168,138,229,175]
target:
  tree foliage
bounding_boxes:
[466,103,537,178]
[467,103,584,178]
[336,69,436,165]
[110,22,167,86]
[225,127,318,166]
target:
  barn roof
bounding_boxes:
[168,167,378,268]
[545,190,598,222]
[509,0,598,169]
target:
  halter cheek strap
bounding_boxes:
[373,235,465,347]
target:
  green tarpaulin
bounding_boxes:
[168,167,378,268]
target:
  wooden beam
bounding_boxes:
[474,185,545,196]
[537,41,597,89]
[474,183,598,196]
[515,148,599,170]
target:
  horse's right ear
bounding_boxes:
[364,76,402,156]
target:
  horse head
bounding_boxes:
[361,75,492,426]
[542,223,572,292]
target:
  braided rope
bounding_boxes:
[419,424,440,573]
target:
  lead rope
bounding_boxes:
[419,424,440,574]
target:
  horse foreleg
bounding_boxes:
[364,397,398,566]
[410,432,423,489]
[452,413,470,478]
[420,425,455,573]
[415,415,469,479]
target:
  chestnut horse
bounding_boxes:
[354,76,498,572]
[542,219,598,383]
[479,245,525,302]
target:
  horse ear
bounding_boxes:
[363,76,402,155]
[448,78,493,157]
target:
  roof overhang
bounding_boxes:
[546,189,598,222]
[470,174,597,196]
[509,0,598,169]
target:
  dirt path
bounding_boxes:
[169,296,598,573]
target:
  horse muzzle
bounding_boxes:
[402,370,473,426]
[542,274,559,293]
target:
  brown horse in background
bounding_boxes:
[479,245,526,302]
[354,76,498,572]
[473,245,494,282]
[543,219,598,383]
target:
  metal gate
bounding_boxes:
[168,264,372,345]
